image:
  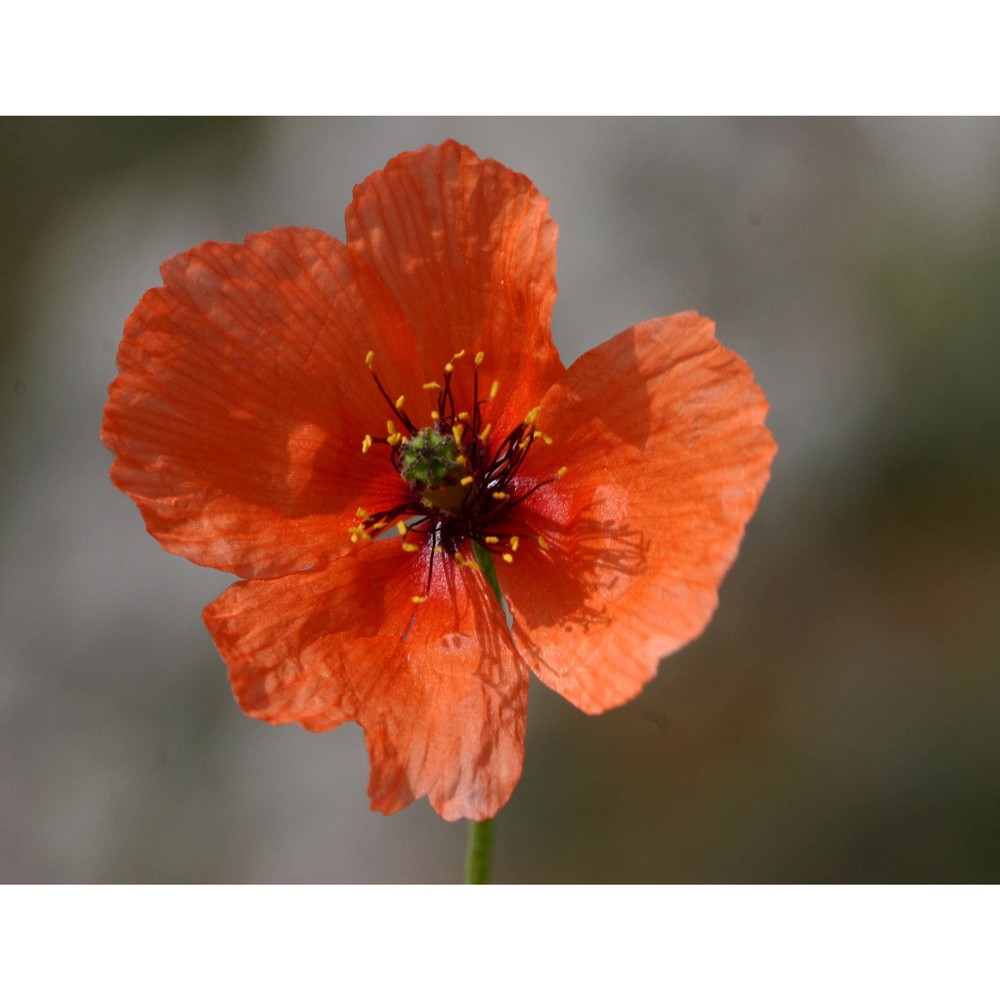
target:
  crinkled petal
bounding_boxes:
[203,541,528,821]
[102,227,424,579]
[498,313,776,714]
[346,141,564,438]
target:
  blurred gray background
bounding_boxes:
[2,117,998,883]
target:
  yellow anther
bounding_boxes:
[411,595,427,604]
[453,551,481,572]
[484,535,499,545]
[524,406,541,425]
[458,411,470,422]
[556,466,568,478]
[489,380,500,400]
[365,350,375,367]
[402,542,420,553]
[510,536,520,551]
[386,419,396,435]
[431,410,440,421]
[452,349,466,360]
[452,424,464,447]
[356,506,369,519]
[475,351,485,365]
[502,553,514,564]
[423,381,442,390]
[537,536,550,550]
[433,545,443,554]
[492,491,509,501]
[397,521,408,536]
[460,475,474,486]
[361,434,373,453]
[395,395,406,410]
[533,431,553,444]
[444,362,454,374]
[387,433,402,447]
[479,423,492,441]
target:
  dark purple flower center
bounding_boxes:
[350,349,564,600]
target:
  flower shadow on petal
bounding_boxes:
[347,558,528,820]
[510,497,651,637]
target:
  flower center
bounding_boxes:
[398,426,470,513]
[351,349,566,603]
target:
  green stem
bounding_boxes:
[465,542,505,884]
[471,540,504,606]
[464,818,495,884]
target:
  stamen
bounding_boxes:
[479,423,492,441]
[431,410,440,421]
[365,350,375,367]
[524,406,541,425]
[451,349,466,361]
[411,595,427,604]
[452,424,464,447]
[502,553,514,564]
[492,491,509,500]
[397,522,408,536]
[489,380,500,401]
[537,536,550,550]
[361,434,373,453]
[395,395,406,410]
[444,362,454,374]
[386,420,396,435]
[402,542,420,553]
[510,536,520,551]
[453,551,482,572]
[356,507,369,519]
[474,351,485,365]
[484,535,499,545]
[423,381,442,390]
[460,475,474,486]
[556,466,568,478]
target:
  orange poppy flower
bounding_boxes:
[102,141,776,821]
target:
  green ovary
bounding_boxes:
[398,427,464,491]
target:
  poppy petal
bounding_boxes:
[102,227,423,579]
[498,313,776,714]
[203,542,528,821]
[345,141,564,438]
